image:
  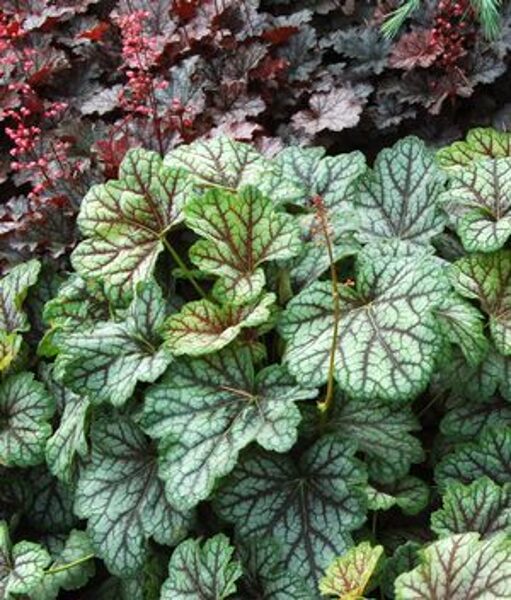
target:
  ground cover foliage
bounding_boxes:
[3,0,511,275]
[1,128,511,598]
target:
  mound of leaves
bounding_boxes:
[3,0,511,275]
[2,129,511,598]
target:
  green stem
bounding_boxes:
[45,553,94,576]
[316,203,340,420]
[162,237,207,299]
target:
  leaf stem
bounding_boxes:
[314,197,340,418]
[162,237,207,299]
[45,553,94,575]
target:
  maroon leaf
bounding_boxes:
[389,29,443,71]
[292,87,364,135]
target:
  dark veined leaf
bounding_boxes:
[435,295,488,366]
[184,186,301,304]
[279,244,448,402]
[436,427,511,489]
[0,260,41,371]
[74,417,192,577]
[40,275,110,357]
[71,148,193,303]
[142,346,316,510]
[356,137,445,247]
[0,521,51,599]
[25,469,77,534]
[0,260,41,333]
[164,137,299,203]
[54,281,172,406]
[268,146,366,209]
[265,146,364,288]
[436,345,511,404]
[437,127,511,169]
[440,394,511,443]
[452,250,511,356]
[367,476,430,516]
[319,541,383,599]
[214,435,367,590]
[34,530,95,600]
[289,210,360,289]
[161,534,242,600]
[380,541,421,599]
[164,293,275,356]
[395,533,511,600]
[43,367,89,484]
[431,477,511,539]
[0,372,54,467]
[234,537,311,600]
[440,158,511,252]
[322,394,423,483]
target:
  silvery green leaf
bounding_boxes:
[215,435,367,589]
[0,372,54,467]
[431,477,511,539]
[72,148,193,303]
[356,137,445,247]
[74,417,192,577]
[395,533,511,600]
[279,245,448,402]
[440,158,511,252]
[54,281,172,406]
[142,346,316,510]
[161,534,242,600]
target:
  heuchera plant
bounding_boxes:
[1,130,511,598]
[2,0,511,275]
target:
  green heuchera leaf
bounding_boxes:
[44,369,89,484]
[440,158,511,252]
[40,275,110,357]
[72,148,193,303]
[215,435,367,589]
[269,146,366,208]
[0,260,40,371]
[395,533,511,600]
[381,541,420,599]
[435,295,488,366]
[323,394,423,483]
[279,245,448,401]
[367,477,430,516]
[441,395,511,443]
[0,372,54,467]
[165,293,275,356]
[25,469,77,533]
[54,281,172,406]
[452,250,511,355]
[356,137,445,246]
[161,534,242,600]
[142,346,316,510]
[431,477,511,538]
[34,530,95,600]
[165,136,299,203]
[289,210,360,289]
[0,259,41,333]
[185,186,301,303]
[436,427,511,489]
[74,417,191,577]
[0,521,51,599]
[265,146,365,289]
[437,127,511,169]
[437,345,511,403]
[234,537,311,599]
[319,541,383,599]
